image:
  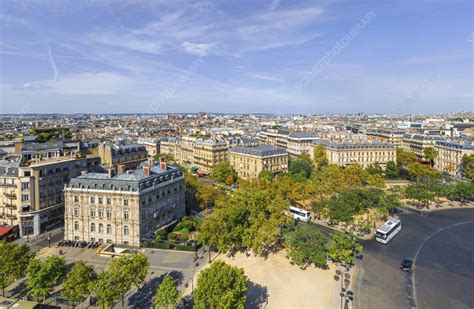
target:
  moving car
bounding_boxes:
[400,259,413,272]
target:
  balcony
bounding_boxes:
[0,183,17,188]
[4,193,17,200]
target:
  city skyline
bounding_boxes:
[1,0,472,114]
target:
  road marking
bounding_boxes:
[411,220,474,308]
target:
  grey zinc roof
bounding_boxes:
[0,158,20,176]
[230,144,287,157]
[288,132,319,139]
[312,140,395,150]
[68,161,183,192]
[436,140,473,150]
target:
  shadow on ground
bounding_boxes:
[246,281,269,309]
[128,270,184,308]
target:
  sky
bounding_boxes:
[0,0,472,114]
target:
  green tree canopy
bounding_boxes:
[366,164,383,175]
[258,170,274,181]
[327,230,362,265]
[404,183,435,207]
[313,145,328,171]
[423,147,438,167]
[396,148,417,167]
[154,153,175,163]
[284,223,328,269]
[89,270,122,309]
[154,273,179,309]
[210,161,237,183]
[193,261,248,309]
[385,161,400,179]
[0,242,34,297]
[62,260,97,305]
[407,162,441,182]
[26,256,66,302]
[461,154,474,179]
[289,154,314,181]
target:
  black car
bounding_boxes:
[400,259,413,272]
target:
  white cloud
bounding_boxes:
[251,73,283,82]
[91,33,163,54]
[181,41,213,56]
[32,72,133,95]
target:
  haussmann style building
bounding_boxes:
[64,158,185,246]
[229,144,288,179]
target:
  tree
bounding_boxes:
[366,174,385,188]
[258,170,273,181]
[444,181,474,201]
[62,260,97,307]
[385,161,400,179]
[108,252,150,307]
[196,184,217,209]
[89,270,122,309]
[193,261,248,309]
[313,145,328,171]
[317,165,345,197]
[342,164,368,187]
[289,155,313,181]
[461,154,474,179]
[423,147,438,167]
[225,175,235,186]
[396,148,417,167]
[0,242,34,297]
[404,183,435,208]
[26,256,66,302]
[210,161,236,183]
[284,223,328,269]
[154,273,179,309]
[407,162,440,182]
[366,164,383,175]
[327,230,362,265]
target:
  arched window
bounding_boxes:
[124,225,129,235]
[106,224,112,234]
[90,223,95,232]
[98,223,104,233]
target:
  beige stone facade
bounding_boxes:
[402,133,444,159]
[312,141,396,168]
[434,141,474,176]
[0,154,99,236]
[229,145,288,179]
[98,142,148,169]
[64,161,185,246]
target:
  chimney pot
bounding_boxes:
[143,166,150,176]
[160,158,166,171]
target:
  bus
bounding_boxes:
[289,206,311,222]
[376,218,401,244]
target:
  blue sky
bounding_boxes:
[0,0,472,114]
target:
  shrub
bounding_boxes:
[167,232,178,241]
[155,229,167,241]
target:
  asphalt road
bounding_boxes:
[353,208,474,309]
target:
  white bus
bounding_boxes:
[376,218,401,244]
[289,206,311,222]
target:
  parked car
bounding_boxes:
[400,259,413,272]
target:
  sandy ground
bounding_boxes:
[185,250,336,309]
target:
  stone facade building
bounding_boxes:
[64,159,185,246]
[312,141,396,168]
[434,140,474,176]
[229,144,288,179]
[97,141,148,169]
[402,133,444,159]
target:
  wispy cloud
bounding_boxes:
[181,41,213,56]
[251,73,283,82]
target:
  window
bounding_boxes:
[98,209,104,218]
[74,221,79,230]
[91,237,96,242]
[124,225,129,235]
[90,208,96,217]
[74,208,79,216]
[74,196,79,202]
[124,211,129,220]
[106,224,112,234]
[21,194,29,202]
[106,239,112,244]
[90,197,95,204]
[106,210,112,219]
[98,224,104,233]
[21,182,29,190]
[98,197,103,204]
[90,223,95,232]
[106,198,111,205]
[123,199,128,206]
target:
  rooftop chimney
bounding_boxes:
[117,165,125,175]
[108,168,115,178]
[148,158,154,167]
[160,157,166,171]
[143,166,150,176]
